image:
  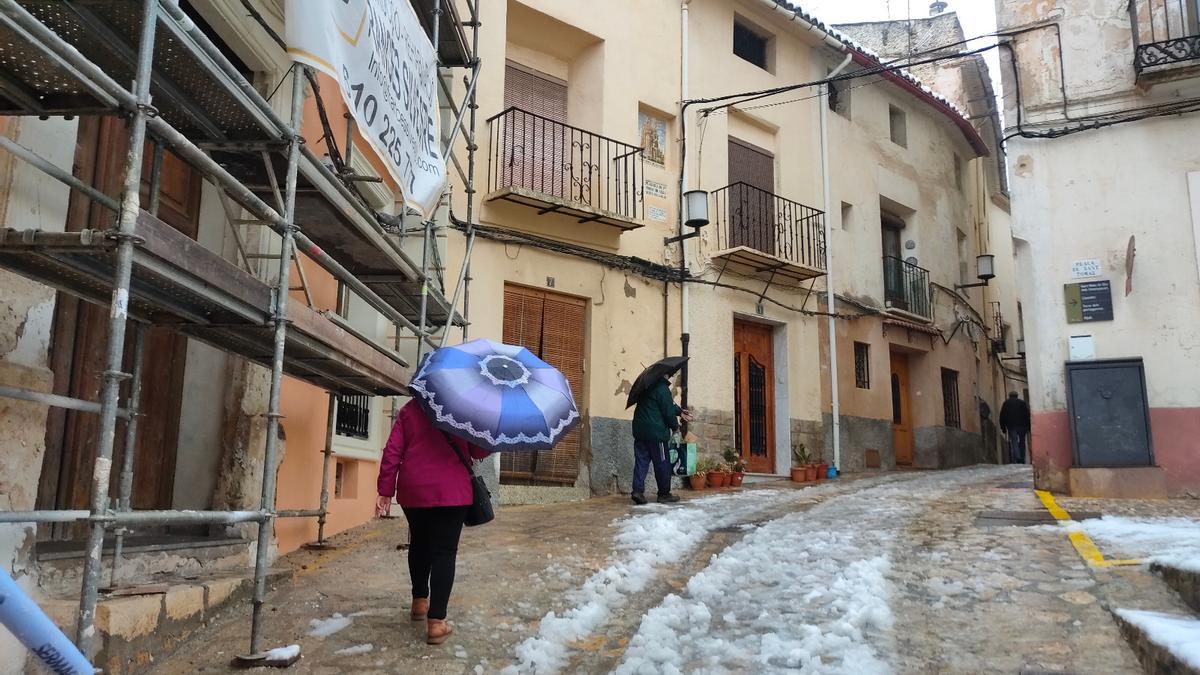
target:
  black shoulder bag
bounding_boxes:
[443,433,494,527]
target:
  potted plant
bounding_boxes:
[816,458,829,481]
[791,445,810,482]
[805,462,819,482]
[723,449,747,487]
[708,462,729,488]
[691,458,713,490]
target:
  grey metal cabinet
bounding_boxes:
[1066,358,1154,468]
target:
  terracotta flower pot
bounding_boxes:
[689,473,707,490]
[790,467,806,482]
[709,472,728,488]
[730,472,745,487]
[816,463,828,481]
[805,465,818,482]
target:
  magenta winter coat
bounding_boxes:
[377,400,491,508]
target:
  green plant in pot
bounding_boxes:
[723,448,747,487]
[791,444,811,483]
[690,457,713,490]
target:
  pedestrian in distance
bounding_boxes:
[630,374,691,505]
[375,399,490,646]
[999,391,1031,465]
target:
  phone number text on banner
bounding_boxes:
[285,0,445,218]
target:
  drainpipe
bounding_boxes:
[822,52,853,473]
[679,0,692,419]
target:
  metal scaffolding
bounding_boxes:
[0,0,479,661]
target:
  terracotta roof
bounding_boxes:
[766,1,990,156]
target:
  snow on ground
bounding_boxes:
[1069,516,1200,568]
[307,613,353,638]
[1115,609,1200,669]
[615,468,1009,674]
[264,644,300,661]
[333,644,374,656]
[503,485,838,674]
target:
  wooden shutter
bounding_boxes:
[500,284,586,484]
[503,64,568,200]
[727,138,776,255]
[728,138,774,192]
[535,294,586,482]
[504,63,567,122]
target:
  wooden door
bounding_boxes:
[500,284,586,484]
[734,320,775,474]
[38,117,200,538]
[727,138,775,255]
[503,63,568,200]
[890,351,914,466]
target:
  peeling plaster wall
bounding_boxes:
[0,117,77,675]
[997,0,1200,492]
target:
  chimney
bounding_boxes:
[929,1,948,15]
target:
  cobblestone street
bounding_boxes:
[146,466,1200,674]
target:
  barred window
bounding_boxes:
[854,342,871,389]
[941,368,961,429]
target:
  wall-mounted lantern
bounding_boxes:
[666,189,710,244]
[956,253,996,290]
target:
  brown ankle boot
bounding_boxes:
[426,618,454,645]
[411,598,429,621]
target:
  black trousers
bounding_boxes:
[402,505,468,621]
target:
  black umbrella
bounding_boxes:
[625,356,689,409]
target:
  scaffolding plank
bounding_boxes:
[0,212,409,396]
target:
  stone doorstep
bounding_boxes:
[39,568,292,675]
[1112,609,1200,675]
[1068,467,1169,500]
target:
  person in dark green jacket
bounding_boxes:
[631,377,690,504]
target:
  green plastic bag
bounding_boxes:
[670,437,696,476]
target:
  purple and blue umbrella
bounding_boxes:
[408,339,580,451]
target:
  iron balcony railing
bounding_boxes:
[711,182,827,272]
[487,106,644,222]
[883,256,932,320]
[335,394,371,440]
[1129,0,1200,71]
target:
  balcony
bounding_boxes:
[708,183,827,283]
[883,256,932,321]
[1130,0,1200,72]
[485,107,645,231]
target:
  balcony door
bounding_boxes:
[734,320,775,474]
[503,63,568,201]
[727,138,775,255]
[881,212,906,310]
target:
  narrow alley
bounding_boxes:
[153,466,1198,674]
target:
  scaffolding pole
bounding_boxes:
[0,0,481,665]
[74,0,158,653]
[248,64,305,656]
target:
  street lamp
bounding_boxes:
[955,253,996,290]
[666,189,709,244]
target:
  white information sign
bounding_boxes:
[648,205,668,222]
[645,180,668,200]
[286,0,445,218]
[1070,258,1102,279]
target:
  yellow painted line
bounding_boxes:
[1035,490,1143,568]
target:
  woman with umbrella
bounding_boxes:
[375,339,579,645]
[627,356,692,505]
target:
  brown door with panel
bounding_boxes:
[890,351,914,466]
[38,117,200,539]
[501,284,586,485]
[734,320,775,474]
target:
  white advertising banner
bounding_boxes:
[286,0,445,218]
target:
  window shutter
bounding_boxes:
[504,64,567,123]
[534,294,586,482]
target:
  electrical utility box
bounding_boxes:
[1066,358,1154,468]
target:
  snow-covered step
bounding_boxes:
[1113,608,1200,675]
